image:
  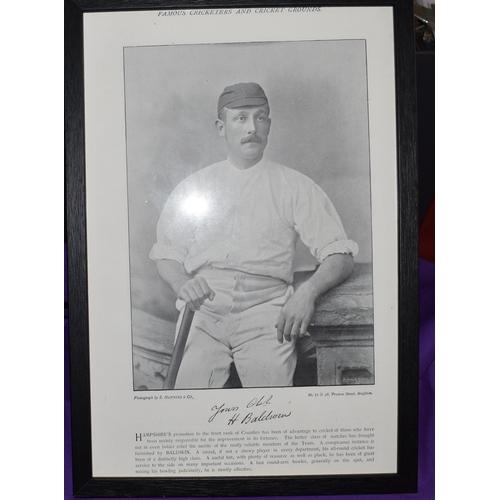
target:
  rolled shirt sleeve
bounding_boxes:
[149,181,197,265]
[293,183,359,262]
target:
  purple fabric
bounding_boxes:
[64,259,434,499]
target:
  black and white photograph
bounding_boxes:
[68,4,418,490]
[124,40,374,392]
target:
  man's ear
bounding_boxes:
[215,119,225,137]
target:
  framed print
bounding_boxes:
[65,0,419,497]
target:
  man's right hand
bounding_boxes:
[177,276,215,311]
[156,260,216,311]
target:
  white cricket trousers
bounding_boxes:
[173,267,297,389]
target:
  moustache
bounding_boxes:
[241,135,262,144]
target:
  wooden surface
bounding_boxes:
[309,262,374,327]
[305,262,375,386]
[132,308,175,390]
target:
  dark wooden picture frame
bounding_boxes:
[65,0,419,497]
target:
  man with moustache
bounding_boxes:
[150,82,358,389]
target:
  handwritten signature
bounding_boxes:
[207,395,291,425]
[208,396,273,423]
[247,395,273,408]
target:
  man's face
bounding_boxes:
[216,105,271,167]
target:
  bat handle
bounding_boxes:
[163,307,195,390]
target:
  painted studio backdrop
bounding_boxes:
[124,40,372,390]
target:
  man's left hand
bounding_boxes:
[276,283,316,343]
[275,253,355,344]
